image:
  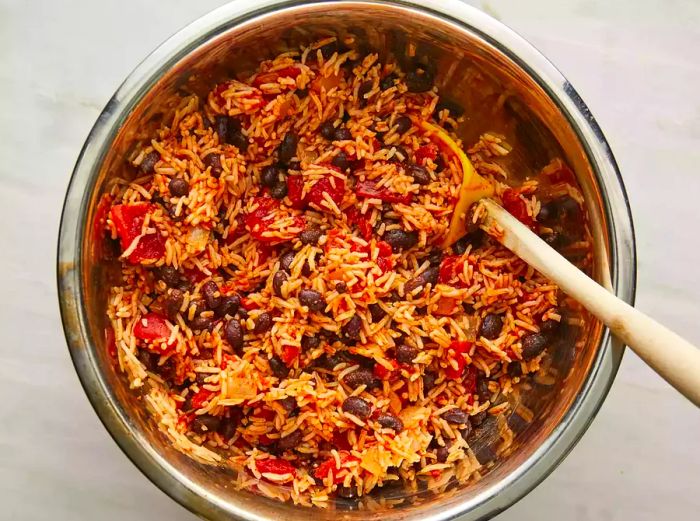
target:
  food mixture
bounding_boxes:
[99,38,588,506]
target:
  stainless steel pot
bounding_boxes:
[57,1,636,519]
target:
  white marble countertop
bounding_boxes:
[1,0,699,519]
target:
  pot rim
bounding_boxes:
[57,1,636,520]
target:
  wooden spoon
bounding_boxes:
[479,198,700,406]
[423,120,700,405]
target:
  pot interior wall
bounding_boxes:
[80,3,607,519]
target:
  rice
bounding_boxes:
[98,37,590,507]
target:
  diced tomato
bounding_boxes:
[252,66,301,88]
[445,340,471,380]
[501,189,534,227]
[244,196,303,243]
[105,327,117,358]
[463,365,477,394]
[332,430,352,451]
[190,388,215,410]
[93,194,112,244]
[256,458,296,477]
[346,207,373,240]
[376,256,393,273]
[373,359,399,380]
[258,434,276,446]
[110,203,165,263]
[255,407,276,421]
[415,143,438,165]
[286,175,305,208]
[305,175,345,209]
[280,345,300,365]
[356,180,412,204]
[438,255,464,284]
[133,313,171,342]
[376,241,393,257]
[430,469,442,479]
[314,451,357,483]
[183,267,209,284]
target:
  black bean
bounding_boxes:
[385,144,409,163]
[384,229,418,252]
[138,350,159,371]
[405,266,439,293]
[168,177,189,197]
[261,165,283,187]
[470,411,487,426]
[396,344,418,364]
[156,265,180,287]
[428,250,443,266]
[434,99,465,118]
[476,378,490,402]
[521,332,549,360]
[190,316,214,332]
[216,115,248,151]
[299,226,322,245]
[479,313,503,340]
[368,303,386,322]
[337,485,357,499]
[406,67,433,93]
[164,289,184,320]
[203,153,223,178]
[218,416,239,441]
[278,396,297,413]
[331,150,351,171]
[269,181,288,199]
[272,270,287,297]
[277,132,298,165]
[296,88,308,99]
[379,73,398,91]
[224,319,244,350]
[319,40,338,59]
[301,335,320,350]
[167,203,185,222]
[394,115,412,134]
[315,352,344,370]
[407,164,430,185]
[254,312,273,334]
[279,251,295,272]
[342,396,371,420]
[422,371,437,393]
[299,289,325,312]
[343,368,380,389]
[215,294,240,318]
[342,315,362,340]
[140,151,160,174]
[320,120,336,140]
[436,446,449,463]
[537,200,558,223]
[557,195,582,222]
[277,429,303,450]
[442,408,469,424]
[507,362,523,377]
[540,316,561,336]
[269,355,289,378]
[357,80,373,104]
[376,412,403,432]
[459,421,473,441]
[202,280,221,310]
[452,229,484,255]
[335,281,348,294]
[333,127,352,141]
[192,414,221,434]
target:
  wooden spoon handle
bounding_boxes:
[482,198,700,407]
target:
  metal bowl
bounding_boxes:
[57,1,636,519]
